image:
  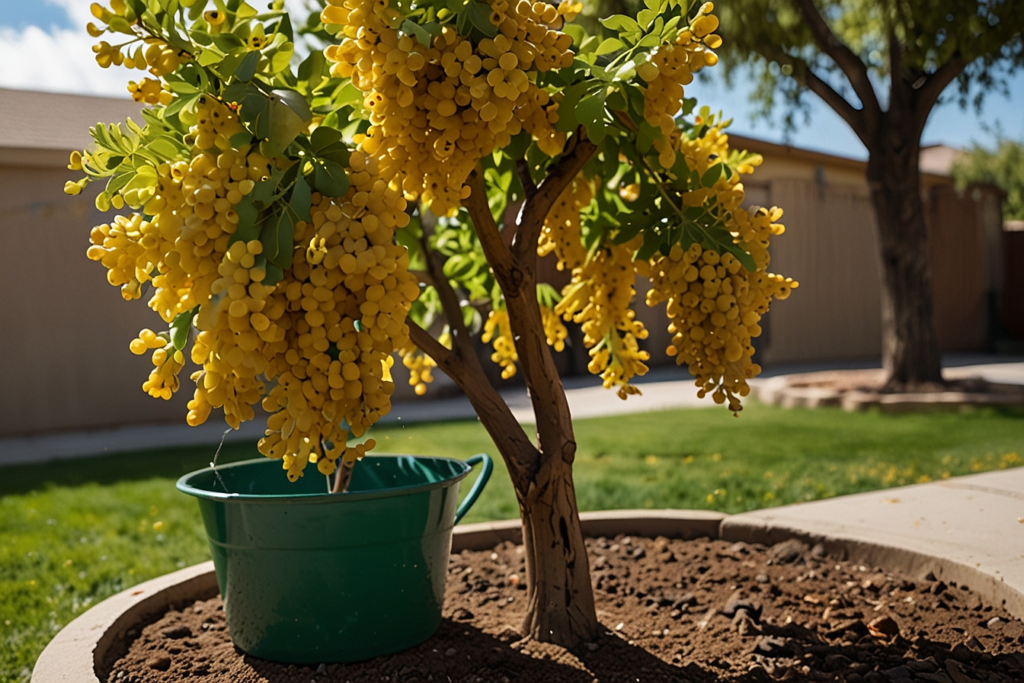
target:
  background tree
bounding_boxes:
[953,137,1024,221]
[704,0,1024,390]
[73,0,795,647]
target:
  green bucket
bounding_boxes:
[175,453,493,664]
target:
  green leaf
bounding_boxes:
[555,82,590,133]
[464,1,498,38]
[290,173,312,222]
[231,196,261,243]
[261,210,295,270]
[263,263,284,287]
[263,89,311,156]
[196,46,224,66]
[164,80,199,95]
[600,15,641,33]
[402,19,434,47]
[701,162,724,188]
[234,51,260,82]
[297,49,325,91]
[310,125,342,152]
[311,159,350,197]
[270,43,294,74]
[169,307,196,352]
[595,38,625,56]
[576,90,608,145]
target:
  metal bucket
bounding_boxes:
[175,453,493,664]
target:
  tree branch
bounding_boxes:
[911,57,966,138]
[419,233,475,360]
[514,128,597,266]
[466,166,519,290]
[516,159,537,199]
[793,0,882,127]
[758,44,868,144]
[407,319,540,485]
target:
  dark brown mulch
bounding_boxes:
[107,536,1024,682]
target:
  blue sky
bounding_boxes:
[2,1,1021,160]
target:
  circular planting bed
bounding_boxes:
[756,369,1024,413]
[34,513,1024,683]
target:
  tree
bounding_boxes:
[952,137,1024,221]
[71,0,795,646]
[698,0,1024,390]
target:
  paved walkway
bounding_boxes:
[722,466,1024,616]
[2,353,1021,466]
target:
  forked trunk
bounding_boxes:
[866,139,944,391]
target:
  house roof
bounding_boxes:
[0,87,142,153]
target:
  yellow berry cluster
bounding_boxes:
[638,2,722,169]
[481,304,565,380]
[640,128,797,412]
[322,0,575,215]
[89,1,186,75]
[129,328,184,400]
[400,347,437,396]
[127,78,172,106]
[539,175,650,398]
[482,308,520,380]
[255,153,420,481]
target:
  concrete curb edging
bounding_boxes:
[720,516,1024,621]
[756,370,1024,413]
[31,508,1024,683]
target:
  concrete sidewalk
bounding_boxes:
[722,466,1024,616]
[3,353,1022,466]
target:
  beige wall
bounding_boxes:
[0,161,191,437]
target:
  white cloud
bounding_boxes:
[0,24,130,98]
[0,1,325,99]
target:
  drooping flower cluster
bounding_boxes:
[322,0,578,215]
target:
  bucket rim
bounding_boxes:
[175,454,473,504]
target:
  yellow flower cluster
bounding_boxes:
[539,175,650,399]
[642,128,797,412]
[482,308,519,380]
[322,0,575,215]
[129,328,183,401]
[127,78,171,106]
[89,2,186,77]
[400,348,437,396]
[256,156,420,482]
[481,304,566,380]
[638,2,722,169]
[83,92,420,481]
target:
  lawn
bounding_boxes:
[2,402,1023,681]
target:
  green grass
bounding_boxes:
[2,402,1023,681]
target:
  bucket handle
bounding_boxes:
[454,454,493,525]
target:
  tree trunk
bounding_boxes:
[866,138,944,390]
[517,455,599,643]
[421,160,602,646]
[502,263,601,646]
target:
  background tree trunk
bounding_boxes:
[866,134,944,390]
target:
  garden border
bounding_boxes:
[31,508,1024,683]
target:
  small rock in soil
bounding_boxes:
[867,615,901,640]
[768,539,808,564]
[160,626,191,640]
[753,636,793,657]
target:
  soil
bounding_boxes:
[107,536,1024,683]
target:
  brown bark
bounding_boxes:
[411,139,601,646]
[783,3,959,390]
[865,125,943,390]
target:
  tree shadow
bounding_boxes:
[238,617,766,683]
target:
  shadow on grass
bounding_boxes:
[0,440,260,497]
